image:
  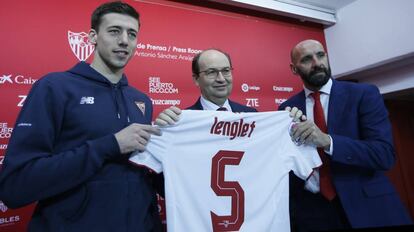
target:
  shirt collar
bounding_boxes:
[304,78,333,97]
[200,95,232,111]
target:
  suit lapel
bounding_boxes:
[327,80,348,132]
[195,98,203,110]
[294,91,307,115]
[187,97,203,110]
[228,100,238,112]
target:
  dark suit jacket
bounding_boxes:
[187,97,257,112]
[280,79,412,228]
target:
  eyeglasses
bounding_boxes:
[198,67,233,79]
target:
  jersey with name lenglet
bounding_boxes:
[130,110,321,232]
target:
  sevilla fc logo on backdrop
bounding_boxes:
[68,31,95,61]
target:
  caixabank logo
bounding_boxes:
[68,31,94,61]
[0,74,37,85]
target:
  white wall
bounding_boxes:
[324,0,414,94]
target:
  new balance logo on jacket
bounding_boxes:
[80,97,94,104]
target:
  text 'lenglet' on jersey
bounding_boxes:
[210,116,256,140]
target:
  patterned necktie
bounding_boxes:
[216,107,228,111]
[311,91,336,201]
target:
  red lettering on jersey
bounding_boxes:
[210,117,256,140]
[211,150,245,231]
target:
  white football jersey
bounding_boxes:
[130,110,321,232]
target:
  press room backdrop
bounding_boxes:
[0,0,327,230]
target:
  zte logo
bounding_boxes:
[80,97,94,104]
[246,98,259,107]
[18,95,27,107]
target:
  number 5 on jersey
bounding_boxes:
[211,150,245,231]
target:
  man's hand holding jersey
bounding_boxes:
[285,107,331,150]
[155,106,182,126]
[115,124,161,153]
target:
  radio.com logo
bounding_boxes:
[273,86,293,92]
[0,74,37,85]
[149,77,179,94]
[241,83,260,93]
[0,123,13,139]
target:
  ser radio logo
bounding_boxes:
[68,31,95,61]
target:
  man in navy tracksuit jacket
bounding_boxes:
[0,2,162,231]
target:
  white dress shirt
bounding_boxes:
[199,95,232,112]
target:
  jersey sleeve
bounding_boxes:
[291,144,322,180]
[129,126,169,173]
[283,126,322,180]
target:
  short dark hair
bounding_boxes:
[91,1,140,32]
[192,48,233,75]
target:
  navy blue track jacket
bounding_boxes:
[0,62,162,231]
